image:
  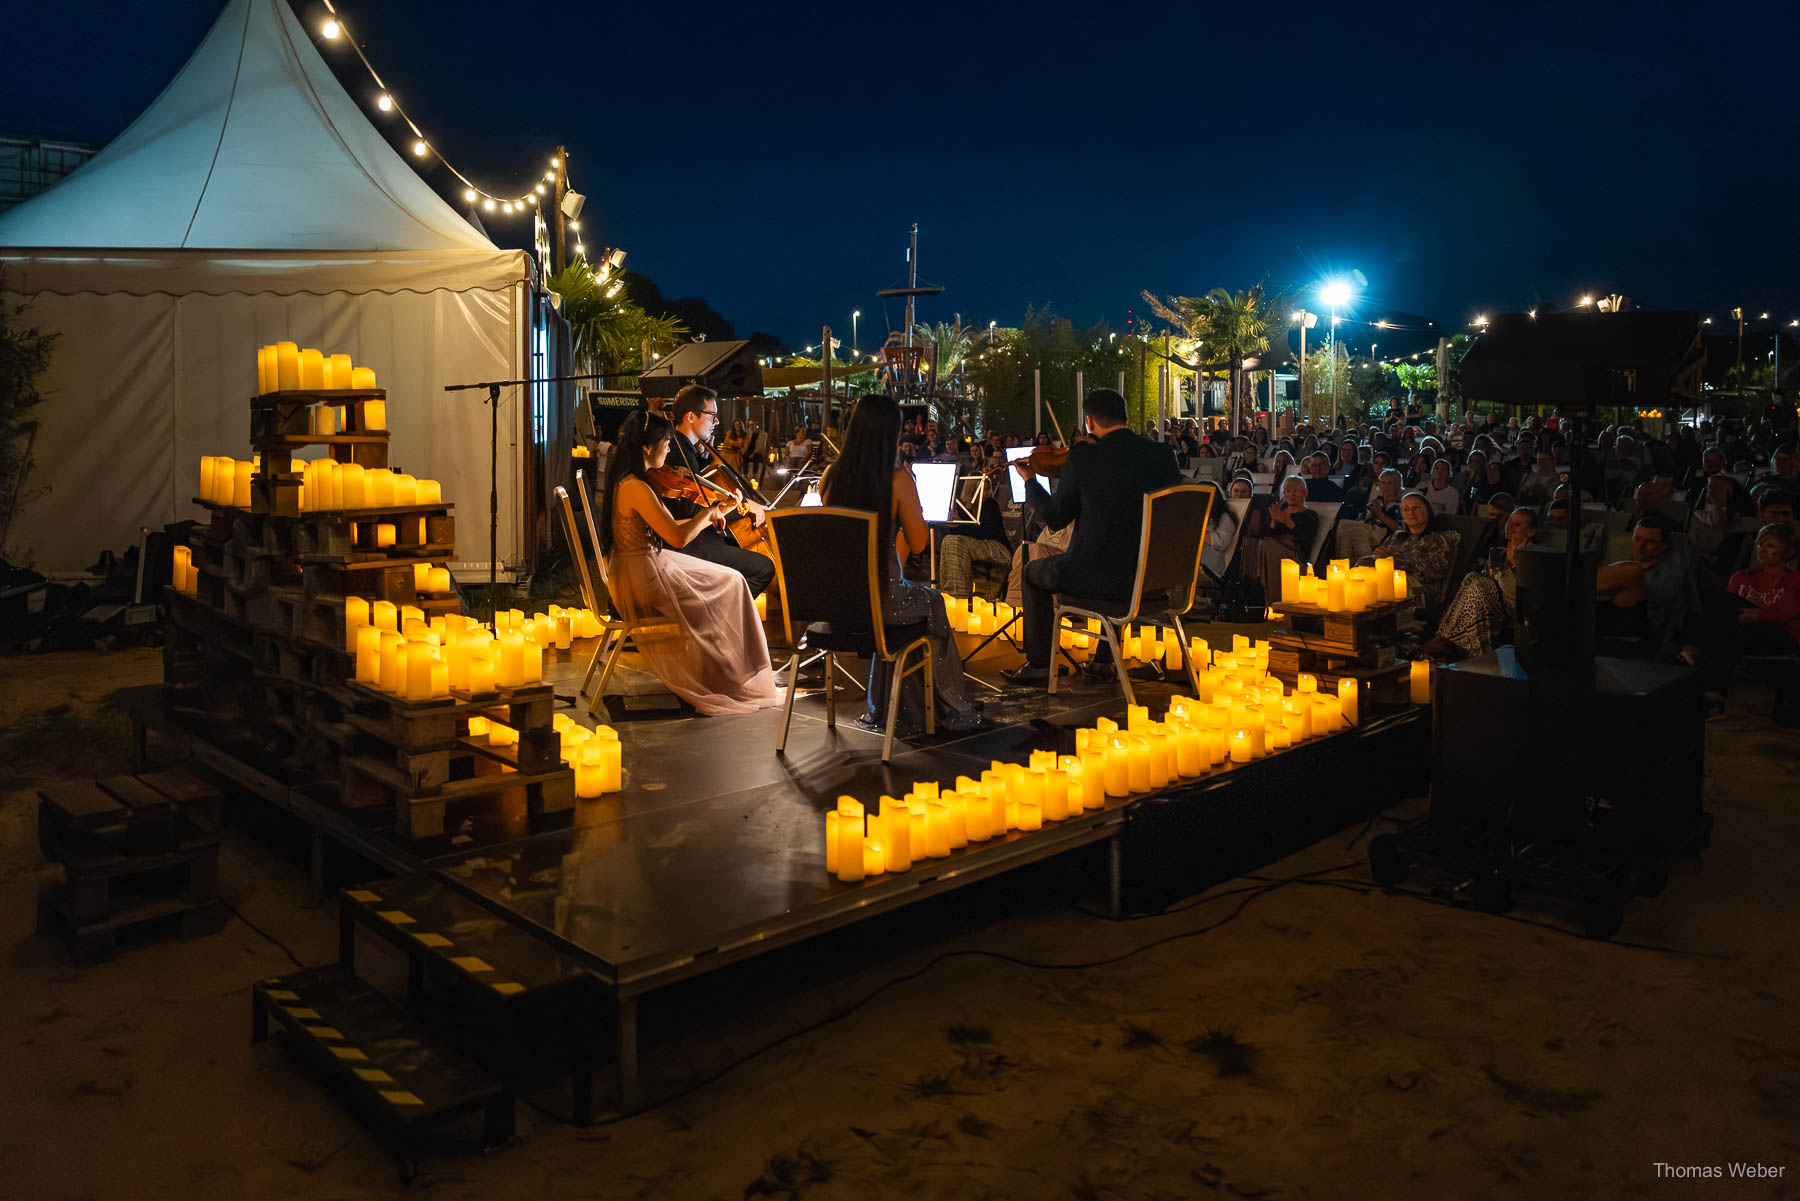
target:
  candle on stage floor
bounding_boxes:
[1280,559,1300,604]
[1174,724,1203,777]
[1163,636,1182,672]
[1125,737,1151,794]
[883,805,913,869]
[1410,659,1431,704]
[299,348,324,390]
[276,342,300,390]
[825,812,841,874]
[1042,770,1069,821]
[575,743,604,798]
[1017,801,1042,831]
[835,804,865,883]
[862,841,886,877]
[363,397,386,431]
[595,729,622,791]
[1229,729,1253,763]
[922,803,950,858]
[1144,729,1171,789]
[1338,677,1359,726]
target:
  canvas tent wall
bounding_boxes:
[0,0,530,576]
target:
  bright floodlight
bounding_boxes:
[1318,279,1354,308]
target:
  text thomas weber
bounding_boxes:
[1653,1162,1786,1180]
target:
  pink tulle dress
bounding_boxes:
[606,502,782,716]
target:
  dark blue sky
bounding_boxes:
[7,0,1797,348]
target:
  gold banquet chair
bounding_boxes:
[766,507,934,764]
[555,476,661,718]
[1049,483,1215,708]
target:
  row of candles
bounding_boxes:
[345,599,605,654]
[195,456,441,514]
[1279,558,1410,612]
[256,342,378,394]
[353,614,545,699]
[549,715,622,796]
[823,636,1433,881]
[304,400,386,436]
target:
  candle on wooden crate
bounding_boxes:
[1279,559,1300,604]
[429,567,450,593]
[467,653,495,695]
[1017,802,1042,830]
[374,523,396,548]
[1297,672,1317,694]
[413,563,432,592]
[276,342,300,390]
[199,456,217,502]
[299,348,324,390]
[378,634,406,692]
[256,345,273,394]
[416,478,441,505]
[313,404,338,436]
[366,468,395,508]
[1410,659,1430,704]
[495,634,525,688]
[1345,577,1371,612]
[1394,570,1409,601]
[344,596,370,648]
[351,366,376,390]
[405,647,437,701]
[232,460,253,508]
[340,463,366,509]
[171,545,192,594]
[327,353,352,389]
[523,642,543,684]
[1229,729,1253,763]
[393,474,418,506]
[363,398,387,431]
[1338,677,1359,726]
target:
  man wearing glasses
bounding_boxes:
[663,385,775,596]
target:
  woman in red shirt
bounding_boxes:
[1705,523,1800,711]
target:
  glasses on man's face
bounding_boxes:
[702,409,719,419]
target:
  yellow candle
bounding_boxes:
[523,642,543,684]
[1124,635,1141,661]
[884,808,913,870]
[299,348,324,390]
[1327,574,1346,611]
[327,353,353,390]
[413,563,432,592]
[1297,672,1317,693]
[429,566,451,593]
[366,468,395,508]
[379,635,407,693]
[1268,721,1291,751]
[393,473,418,506]
[467,715,488,740]
[863,841,886,877]
[1080,751,1106,804]
[314,403,338,436]
[1017,802,1042,831]
[1410,659,1431,704]
[276,341,300,391]
[1345,578,1370,612]
[342,595,369,649]
[406,647,436,700]
[836,811,864,883]
[171,545,192,594]
[1125,737,1150,793]
[1125,704,1148,732]
[1174,724,1203,777]
[1338,677,1359,726]
[1104,739,1130,797]
[825,812,840,874]
[199,456,217,502]
[1229,729,1253,763]
[1095,716,1118,735]
[339,463,366,508]
[964,795,991,841]
[1144,729,1170,789]
[1280,559,1300,604]
[920,803,949,858]
[351,366,376,390]
[575,743,604,798]
[364,398,386,431]
[255,345,272,394]
[1394,570,1409,601]
[374,523,396,548]
[1043,770,1069,821]
[596,732,622,791]
[416,478,441,505]
[495,634,525,688]
[1163,637,1182,671]
[1189,636,1209,667]
[467,653,495,694]
[233,459,253,508]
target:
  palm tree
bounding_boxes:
[1141,280,1290,431]
[546,259,686,377]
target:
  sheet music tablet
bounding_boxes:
[1004,446,1035,504]
[910,461,960,523]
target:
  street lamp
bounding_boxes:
[1291,309,1319,424]
[852,310,860,357]
[1317,279,1356,428]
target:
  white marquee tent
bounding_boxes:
[0,0,530,576]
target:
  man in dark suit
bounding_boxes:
[662,385,775,596]
[1003,389,1180,683]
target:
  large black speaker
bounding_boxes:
[1431,648,1703,853]
[638,340,764,398]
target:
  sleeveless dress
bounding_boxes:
[606,500,782,716]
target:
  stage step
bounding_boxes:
[252,964,514,1181]
[340,875,605,1123]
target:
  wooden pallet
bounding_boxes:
[252,963,512,1181]
[38,891,227,964]
[342,753,575,841]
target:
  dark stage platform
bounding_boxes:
[138,641,1427,1111]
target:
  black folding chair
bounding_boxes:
[766,507,935,763]
[1050,484,1215,708]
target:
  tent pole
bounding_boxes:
[489,383,500,605]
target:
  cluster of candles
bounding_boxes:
[1280,558,1410,611]
[256,342,378,394]
[197,455,259,507]
[295,461,440,512]
[304,399,385,435]
[491,604,607,642]
[549,715,623,796]
[170,545,198,595]
[348,607,549,700]
[944,595,1016,637]
[823,637,1369,882]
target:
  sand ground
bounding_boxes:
[2,647,1796,1200]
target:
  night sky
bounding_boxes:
[6,0,1797,349]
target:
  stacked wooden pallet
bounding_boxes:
[165,387,574,842]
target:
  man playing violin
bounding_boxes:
[1002,388,1180,683]
[660,385,775,596]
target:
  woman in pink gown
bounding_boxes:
[599,412,782,716]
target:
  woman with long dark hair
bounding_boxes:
[821,394,981,735]
[598,411,782,715]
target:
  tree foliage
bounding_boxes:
[0,269,58,559]
[1141,279,1292,428]
[546,258,686,376]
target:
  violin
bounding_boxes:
[645,463,773,561]
[1005,434,1098,481]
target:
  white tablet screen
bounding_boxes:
[1004,446,1035,503]
[910,461,960,523]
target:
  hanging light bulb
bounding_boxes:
[551,157,561,167]
[322,19,340,39]
[463,188,476,202]
[569,220,579,230]
[376,93,393,112]
[504,201,515,213]
[411,140,427,157]
[535,184,546,195]
[575,243,586,256]
[483,198,495,212]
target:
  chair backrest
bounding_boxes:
[1303,501,1340,567]
[1186,457,1227,487]
[1129,484,1215,618]
[764,506,895,657]
[572,469,621,613]
[1440,514,1494,604]
[553,486,600,616]
[1203,496,1251,580]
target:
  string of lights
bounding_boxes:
[311,1,590,256]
